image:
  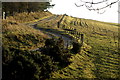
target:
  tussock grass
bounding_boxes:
[2,12,49,50]
[6,11,53,23]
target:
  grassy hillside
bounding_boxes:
[49,15,119,79]
[2,11,119,79]
[2,12,74,80]
[6,11,53,23]
[2,12,58,80]
[2,12,51,50]
[35,14,119,79]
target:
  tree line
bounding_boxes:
[2,2,52,16]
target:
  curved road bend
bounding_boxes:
[25,15,73,51]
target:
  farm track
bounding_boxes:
[25,15,59,26]
[24,15,73,51]
[23,15,120,78]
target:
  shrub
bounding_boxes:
[2,47,58,80]
[71,41,82,54]
[42,38,72,68]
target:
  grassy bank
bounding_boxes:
[2,11,120,79]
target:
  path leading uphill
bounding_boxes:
[25,15,73,51]
[24,14,120,78]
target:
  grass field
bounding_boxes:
[6,11,53,23]
[35,14,119,79]
[2,11,53,50]
[3,11,120,79]
[50,15,119,79]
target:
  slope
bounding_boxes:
[47,15,119,79]
[2,11,120,79]
[2,12,52,50]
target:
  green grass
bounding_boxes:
[57,15,119,78]
[3,12,120,79]
[2,12,51,50]
[35,14,119,78]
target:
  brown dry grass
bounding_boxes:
[2,12,50,50]
[6,11,53,23]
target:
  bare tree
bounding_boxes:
[75,0,119,14]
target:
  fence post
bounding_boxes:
[3,12,6,20]
[81,34,84,45]
[57,22,60,28]
[67,40,69,48]
[113,32,115,42]
[57,14,65,28]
